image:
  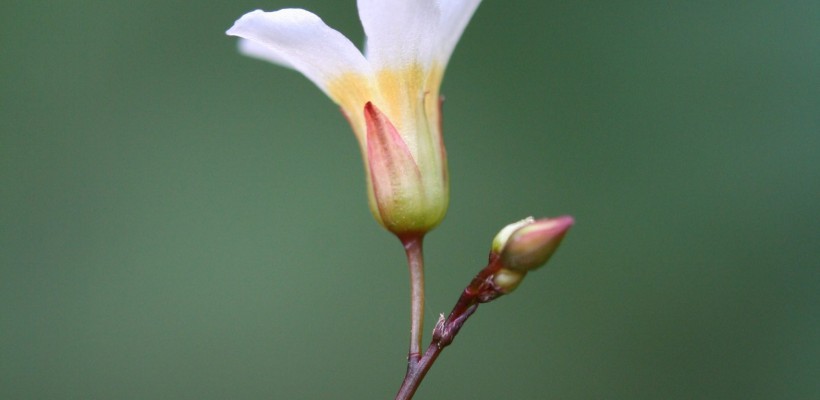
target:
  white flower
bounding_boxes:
[227,0,481,236]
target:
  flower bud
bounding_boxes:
[496,216,574,272]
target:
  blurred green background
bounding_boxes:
[1,1,818,399]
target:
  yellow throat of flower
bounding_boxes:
[326,63,445,155]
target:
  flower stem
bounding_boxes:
[401,235,425,365]
[395,256,506,400]
[394,343,442,400]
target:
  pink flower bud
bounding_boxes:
[498,216,574,272]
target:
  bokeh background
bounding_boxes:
[2,1,818,399]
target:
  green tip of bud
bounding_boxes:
[496,215,574,272]
[493,268,527,294]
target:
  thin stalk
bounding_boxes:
[401,235,425,365]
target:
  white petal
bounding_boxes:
[237,38,292,68]
[357,0,440,68]
[436,0,482,66]
[227,9,371,96]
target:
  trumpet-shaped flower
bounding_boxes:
[227,0,481,236]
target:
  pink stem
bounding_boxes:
[401,236,426,365]
[395,256,505,400]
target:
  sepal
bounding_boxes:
[365,102,442,235]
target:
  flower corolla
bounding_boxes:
[227,0,482,236]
